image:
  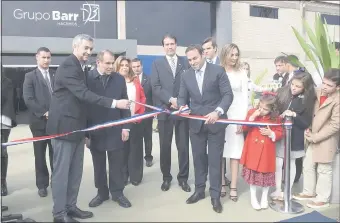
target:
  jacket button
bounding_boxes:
[255,139,258,142]
[261,140,264,143]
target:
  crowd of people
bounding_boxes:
[1,33,339,222]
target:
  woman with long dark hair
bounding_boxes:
[271,72,317,200]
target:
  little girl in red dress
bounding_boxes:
[240,93,283,210]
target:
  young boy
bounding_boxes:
[293,68,340,208]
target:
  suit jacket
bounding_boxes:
[86,70,131,151]
[308,88,340,163]
[140,73,153,112]
[178,63,234,133]
[23,68,55,130]
[151,55,190,120]
[1,75,17,128]
[46,54,113,142]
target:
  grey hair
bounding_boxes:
[72,34,94,47]
[96,50,115,61]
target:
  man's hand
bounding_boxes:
[204,111,219,124]
[236,125,243,134]
[116,99,131,110]
[122,129,129,142]
[170,97,178,109]
[305,129,313,142]
[44,111,49,119]
[259,125,273,136]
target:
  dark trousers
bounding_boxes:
[90,148,125,199]
[158,119,189,183]
[295,157,303,182]
[1,129,11,183]
[123,123,144,183]
[141,118,153,161]
[30,128,53,189]
[190,126,225,199]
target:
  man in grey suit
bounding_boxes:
[178,45,233,213]
[151,34,191,192]
[46,34,130,222]
[23,47,54,198]
[202,37,220,65]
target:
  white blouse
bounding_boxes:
[126,81,136,116]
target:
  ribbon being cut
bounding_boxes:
[2,101,292,147]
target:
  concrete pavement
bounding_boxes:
[2,123,339,222]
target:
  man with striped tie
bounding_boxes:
[151,34,191,193]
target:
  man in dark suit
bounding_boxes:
[1,72,17,197]
[86,50,132,209]
[178,44,233,213]
[151,34,191,192]
[46,34,130,222]
[131,58,153,167]
[23,47,54,198]
[273,56,289,87]
[202,37,220,65]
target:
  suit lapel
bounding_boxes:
[201,63,210,97]
[215,57,220,65]
[141,73,147,87]
[35,68,50,93]
[175,57,183,77]
[190,69,202,97]
[163,56,174,77]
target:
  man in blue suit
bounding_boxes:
[202,37,220,65]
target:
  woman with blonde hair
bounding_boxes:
[114,56,146,186]
[220,44,249,201]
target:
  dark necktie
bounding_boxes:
[100,75,109,88]
[43,70,52,94]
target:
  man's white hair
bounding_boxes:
[72,34,94,47]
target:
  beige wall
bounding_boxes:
[231,1,340,84]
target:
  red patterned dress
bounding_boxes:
[240,109,283,187]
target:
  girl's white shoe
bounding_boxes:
[251,199,261,210]
[260,199,269,209]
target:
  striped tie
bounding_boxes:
[170,57,176,77]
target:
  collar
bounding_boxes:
[38,66,49,74]
[196,61,207,73]
[212,56,218,64]
[96,68,105,76]
[166,54,178,61]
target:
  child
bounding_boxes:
[293,68,340,208]
[271,72,317,200]
[240,93,283,210]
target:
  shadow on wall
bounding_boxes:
[137,55,162,75]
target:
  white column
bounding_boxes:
[117,0,126,39]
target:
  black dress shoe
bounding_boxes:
[145,160,153,167]
[38,188,48,197]
[179,181,191,192]
[89,195,109,207]
[112,195,132,208]
[1,181,8,196]
[68,207,93,219]
[211,198,223,213]
[161,181,171,191]
[53,215,78,222]
[131,181,141,186]
[186,192,205,204]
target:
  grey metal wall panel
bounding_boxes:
[125,1,212,46]
[2,1,117,39]
[2,36,137,58]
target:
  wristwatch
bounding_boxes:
[214,109,222,117]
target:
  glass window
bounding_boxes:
[321,14,340,26]
[250,5,278,19]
